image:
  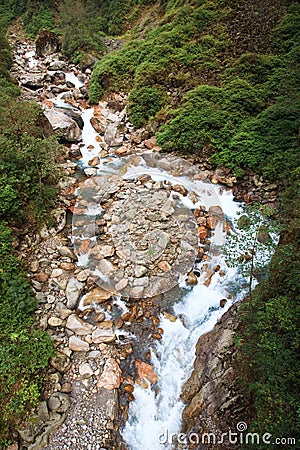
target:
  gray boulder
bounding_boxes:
[36,30,61,56]
[20,73,45,90]
[43,108,82,142]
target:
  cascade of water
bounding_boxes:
[49,67,271,450]
[121,191,244,450]
[68,88,246,449]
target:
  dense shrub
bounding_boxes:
[128,85,169,127]
[238,199,300,447]
[0,31,55,445]
[157,79,264,156]
[89,1,220,125]
[23,2,57,37]
[59,0,106,62]
[0,223,54,445]
[0,98,60,223]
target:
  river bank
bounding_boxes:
[6,26,280,450]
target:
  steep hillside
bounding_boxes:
[88,0,299,183]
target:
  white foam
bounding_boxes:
[65,72,84,89]
[122,185,248,450]
[79,108,103,167]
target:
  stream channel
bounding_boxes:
[23,47,274,450]
[68,90,245,450]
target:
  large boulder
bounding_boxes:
[97,357,122,390]
[55,106,84,129]
[91,321,116,344]
[36,30,61,57]
[43,108,82,143]
[78,53,99,71]
[66,314,93,336]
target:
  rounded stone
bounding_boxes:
[48,395,61,412]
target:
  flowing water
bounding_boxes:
[121,201,245,450]
[70,86,247,450]
[24,50,272,449]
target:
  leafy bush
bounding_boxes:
[0,222,54,444]
[215,99,300,178]
[0,31,55,444]
[89,0,220,123]
[0,27,13,80]
[0,0,27,25]
[157,79,263,156]
[128,85,169,127]
[0,98,60,223]
[23,3,57,37]
[239,239,300,447]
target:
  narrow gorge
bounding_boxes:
[1,1,298,449]
[4,24,279,450]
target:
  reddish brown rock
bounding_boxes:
[121,312,131,322]
[90,116,105,134]
[206,215,219,230]
[60,262,75,271]
[172,184,188,196]
[124,383,134,394]
[35,271,49,283]
[88,156,100,167]
[130,130,142,144]
[83,287,112,306]
[144,137,157,149]
[152,333,162,340]
[114,145,131,156]
[135,360,158,388]
[79,239,91,253]
[186,272,198,285]
[97,357,122,390]
[197,226,208,242]
[220,298,227,308]
[158,260,171,272]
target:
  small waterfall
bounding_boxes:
[122,193,245,450]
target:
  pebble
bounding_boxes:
[48,317,64,327]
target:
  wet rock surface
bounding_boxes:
[180,302,251,449]
[44,108,82,142]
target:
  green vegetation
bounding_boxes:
[89,0,299,183]
[128,85,169,127]
[224,205,279,307]
[238,185,300,448]
[0,224,53,445]
[58,0,106,62]
[88,0,300,442]
[0,0,299,446]
[0,97,60,223]
[0,28,57,445]
[0,0,27,25]
[23,1,58,37]
[89,2,224,104]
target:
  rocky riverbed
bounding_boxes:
[6,25,280,450]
